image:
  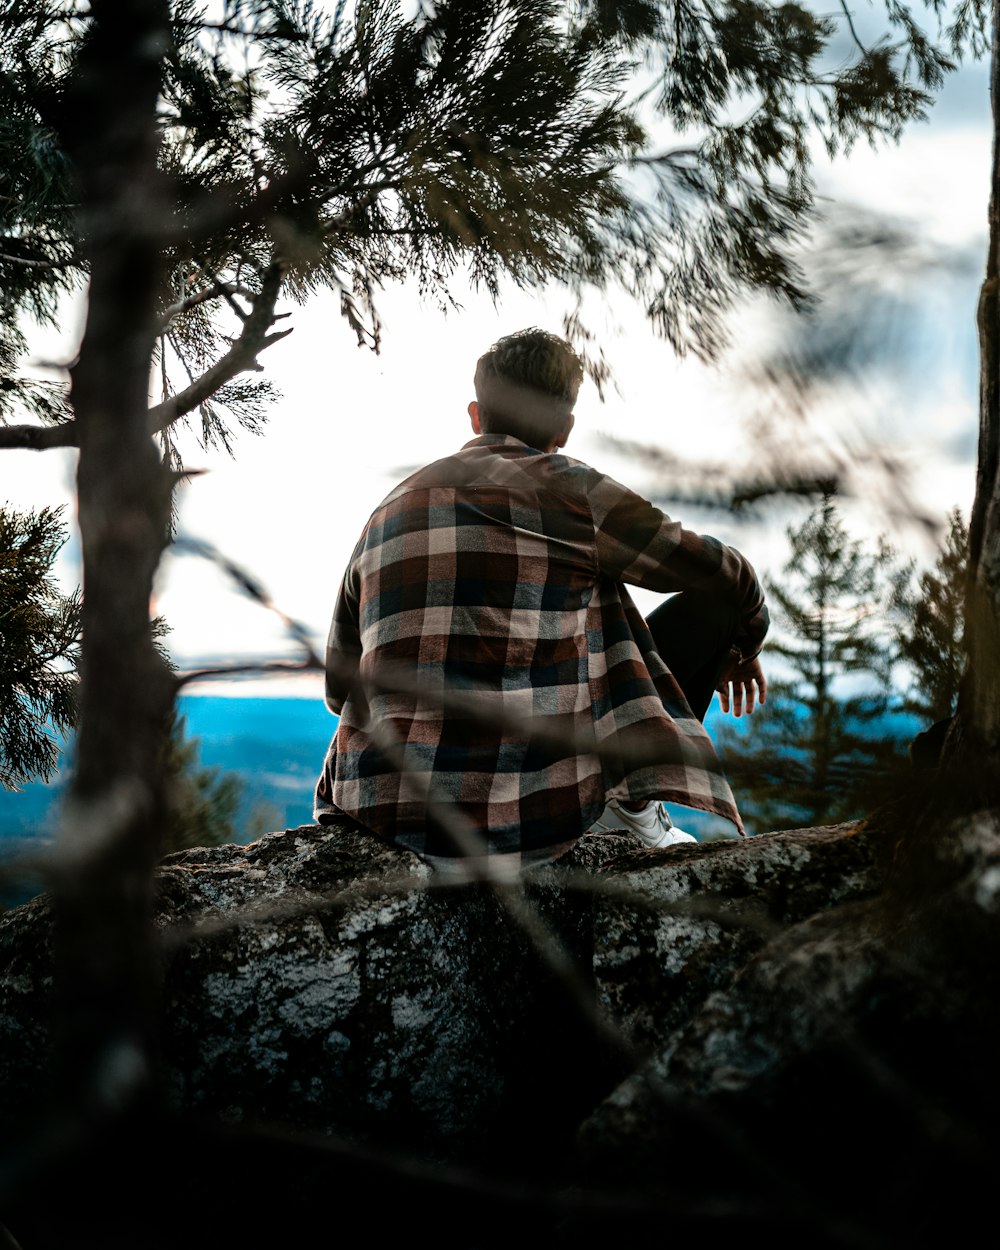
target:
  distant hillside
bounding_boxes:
[0,695,926,851]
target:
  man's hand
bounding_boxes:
[717,655,767,717]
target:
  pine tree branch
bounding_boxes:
[0,251,73,270]
[175,17,307,41]
[145,259,291,436]
[157,279,254,332]
[322,178,408,236]
[0,262,290,451]
[0,420,77,451]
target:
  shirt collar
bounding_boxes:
[462,433,541,454]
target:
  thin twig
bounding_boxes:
[359,707,640,1065]
[191,256,256,322]
[176,19,307,41]
[839,0,870,55]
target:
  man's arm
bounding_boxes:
[590,472,769,660]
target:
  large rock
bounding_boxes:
[578,808,1000,1246]
[0,811,996,1245]
[0,822,876,1154]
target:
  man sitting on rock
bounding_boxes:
[314,328,768,874]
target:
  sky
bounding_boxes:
[2,24,993,701]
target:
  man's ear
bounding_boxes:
[468,400,481,435]
[549,412,574,451]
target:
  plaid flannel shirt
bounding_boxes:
[314,434,768,865]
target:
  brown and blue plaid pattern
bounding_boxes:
[315,435,768,862]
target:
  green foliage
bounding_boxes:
[0,506,243,847]
[897,507,968,724]
[153,618,247,852]
[0,2,84,426]
[718,495,910,828]
[0,504,80,789]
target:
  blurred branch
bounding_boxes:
[177,658,319,684]
[601,205,977,539]
[170,534,321,669]
[600,434,842,515]
[0,250,71,270]
[838,0,871,55]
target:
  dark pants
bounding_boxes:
[645,592,740,723]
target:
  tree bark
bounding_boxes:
[51,0,175,1123]
[957,0,1000,764]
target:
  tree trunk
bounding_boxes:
[956,0,1000,766]
[51,0,175,1123]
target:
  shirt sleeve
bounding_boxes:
[589,472,769,661]
[324,561,362,715]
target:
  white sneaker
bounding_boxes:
[588,799,697,848]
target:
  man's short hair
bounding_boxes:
[474,329,583,449]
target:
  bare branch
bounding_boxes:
[192,255,260,322]
[166,538,744,811]
[182,640,729,794]
[158,850,777,956]
[344,703,639,1061]
[167,523,719,780]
